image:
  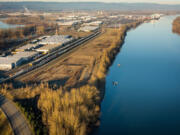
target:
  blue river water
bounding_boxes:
[93,16,180,135]
[0,21,23,29]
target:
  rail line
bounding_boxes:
[0,30,101,84]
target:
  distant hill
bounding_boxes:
[0,2,180,12]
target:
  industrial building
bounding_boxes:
[39,35,73,45]
[78,26,99,32]
[0,51,39,70]
[13,51,39,60]
[36,44,63,53]
[16,44,38,52]
[36,35,74,53]
[0,57,21,70]
[57,20,81,26]
[82,21,103,26]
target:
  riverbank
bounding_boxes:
[0,20,145,135]
[172,16,180,35]
[90,21,143,100]
[92,15,180,135]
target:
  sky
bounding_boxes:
[0,0,180,4]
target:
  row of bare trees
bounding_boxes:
[0,23,56,51]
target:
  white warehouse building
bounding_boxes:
[0,51,39,70]
[39,35,73,45]
[16,44,38,52]
[78,26,99,32]
[57,20,81,26]
[0,57,22,70]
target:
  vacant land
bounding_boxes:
[0,109,13,135]
[172,16,180,35]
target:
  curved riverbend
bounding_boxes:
[93,16,180,135]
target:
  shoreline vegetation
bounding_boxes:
[172,16,180,35]
[0,20,143,135]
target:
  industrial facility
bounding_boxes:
[0,51,39,70]
[39,35,73,45]
[16,44,39,52]
[0,34,74,70]
[78,26,99,32]
[82,21,103,26]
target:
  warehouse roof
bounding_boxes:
[13,51,38,58]
[83,21,103,26]
[36,44,62,53]
[16,44,38,51]
[79,26,99,32]
[39,35,73,45]
[0,56,19,65]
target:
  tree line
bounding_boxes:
[0,23,56,51]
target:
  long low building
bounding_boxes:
[57,20,81,26]
[0,57,22,70]
[36,44,63,53]
[0,51,39,70]
[82,21,103,26]
[78,26,99,32]
[39,35,73,45]
[16,44,38,52]
[13,51,39,60]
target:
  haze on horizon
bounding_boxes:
[0,0,180,4]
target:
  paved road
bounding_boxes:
[0,94,33,135]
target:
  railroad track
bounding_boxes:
[0,30,101,84]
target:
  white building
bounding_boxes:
[57,20,81,26]
[78,26,99,32]
[16,44,38,52]
[0,51,39,70]
[35,44,62,53]
[82,21,103,26]
[13,51,39,60]
[36,35,74,53]
[39,35,73,45]
[151,14,162,19]
[0,57,26,70]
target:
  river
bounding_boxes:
[0,20,23,29]
[93,16,180,135]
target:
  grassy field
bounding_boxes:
[0,109,13,135]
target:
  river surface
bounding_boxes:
[0,20,23,29]
[93,16,180,135]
